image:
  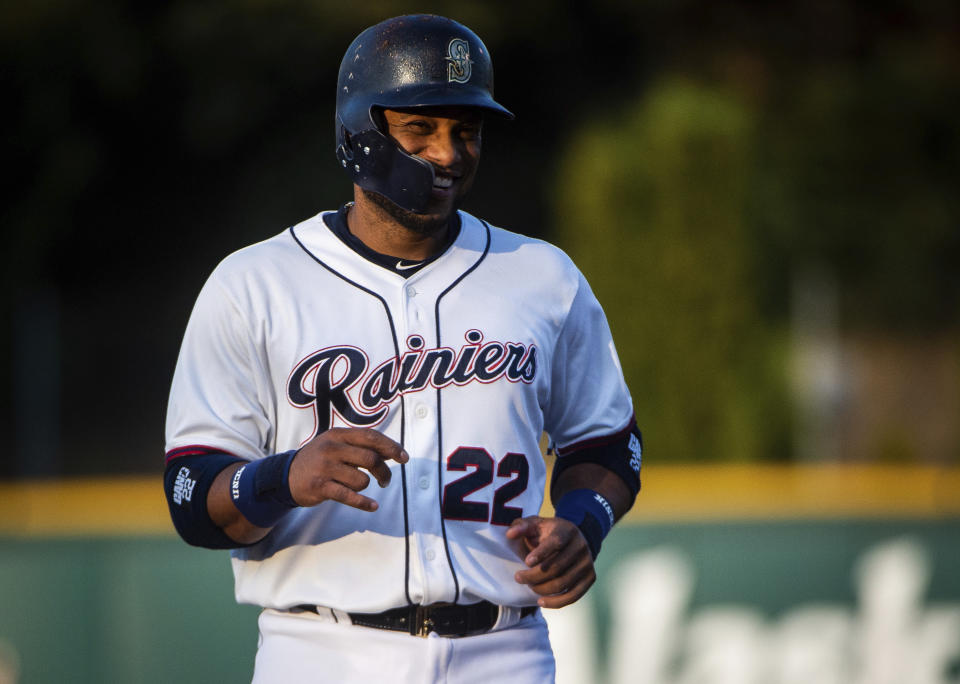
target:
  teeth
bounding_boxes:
[434,176,454,188]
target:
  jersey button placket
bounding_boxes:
[399,280,446,603]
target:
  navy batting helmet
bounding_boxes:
[335,15,514,214]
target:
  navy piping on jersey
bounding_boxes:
[288,224,414,606]
[290,215,491,607]
[433,219,492,604]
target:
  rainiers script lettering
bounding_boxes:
[287,330,537,436]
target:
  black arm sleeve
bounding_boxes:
[550,419,643,504]
[163,450,249,549]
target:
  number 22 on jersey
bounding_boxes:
[441,448,529,525]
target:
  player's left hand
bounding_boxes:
[506,515,596,609]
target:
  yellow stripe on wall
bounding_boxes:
[0,464,958,536]
[623,463,960,522]
[0,476,174,536]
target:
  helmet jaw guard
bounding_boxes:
[336,127,435,214]
[334,15,513,214]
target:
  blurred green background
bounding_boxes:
[1,3,959,682]
[3,522,959,683]
[2,0,958,476]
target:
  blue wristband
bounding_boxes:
[554,489,615,559]
[230,450,299,528]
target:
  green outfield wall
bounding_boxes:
[553,520,960,684]
[1,468,958,683]
[0,536,260,683]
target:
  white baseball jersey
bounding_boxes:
[165,208,634,613]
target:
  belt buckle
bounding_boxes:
[413,605,434,638]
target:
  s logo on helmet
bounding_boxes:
[446,38,472,83]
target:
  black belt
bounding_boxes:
[293,601,537,637]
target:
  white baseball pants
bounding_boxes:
[251,607,556,683]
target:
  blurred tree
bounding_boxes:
[757,52,960,331]
[2,0,957,473]
[554,79,791,462]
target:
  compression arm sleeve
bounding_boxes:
[550,418,643,503]
[163,449,247,549]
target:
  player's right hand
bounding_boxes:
[288,428,409,512]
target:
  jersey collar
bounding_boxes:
[322,203,462,279]
[290,207,489,297]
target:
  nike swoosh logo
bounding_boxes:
[395,260,423,271]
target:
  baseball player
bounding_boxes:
[164,14,642,684]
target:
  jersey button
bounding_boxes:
[407,286,418,297]
[415,404,429,419]
[425,549,436,561]
[418,476,429,490]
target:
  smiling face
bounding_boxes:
[361,106,483,235]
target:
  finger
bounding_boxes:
[329,428,409,464]
[318,480,379,512]
[333,444,395,488]
[521,526,572,568]
[515,538,582,585]
[526,551,592,594]
[525,552,595,602]
[505,517,539,540]
[537,570,596,609]
[328,462,372,492]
